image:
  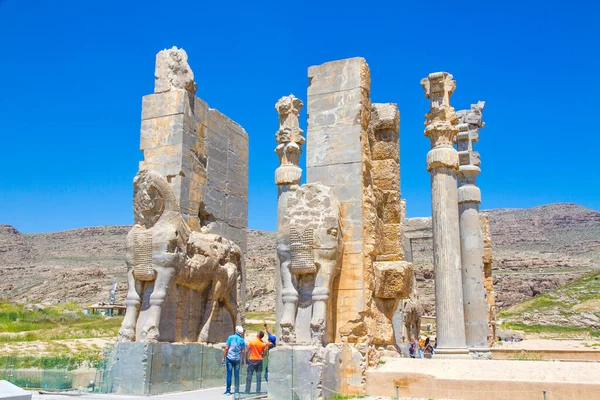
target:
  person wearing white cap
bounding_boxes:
[222,326,246,395]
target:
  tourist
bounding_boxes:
[245,330,268,394]
[222,325,246,395]
[423,337,434,359]
[409,338,417,358]
[264,322,276,382]
[419,337,425,358]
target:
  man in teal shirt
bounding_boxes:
[222,326,246,395]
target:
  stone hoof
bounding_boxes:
[117,326,135,342]
[280,316,295,328]
[310,318,324,329]
[140,325,160,342]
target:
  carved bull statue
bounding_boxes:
[277,183,342,345]
[117,169,241,343]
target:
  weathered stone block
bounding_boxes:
[268,345,343,400]
[308,57,369,96]
[371,103,399,132]
[373,261,413,299]
[154,47,197,94]
[371,159,400,191]
[382,191,401,224]
[371,139,399,161]
[382,224,403,256]
[307,126,363,167]
[141,90,191,121]
[226,195,248,229]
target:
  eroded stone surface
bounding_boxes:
[154,47,197,94]
[119,170,242,344]
[277,183,342,345]
[119,48,248,344]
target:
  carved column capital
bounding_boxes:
[275,94,305,187]
[421,72,459,171]
[420,72,460,171]
[457,101,485,204]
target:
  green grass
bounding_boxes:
[501,322,590,335]
[0,352,103,370]
[245,311,275,320]
[498,270,600,337]
[0,300,122,342]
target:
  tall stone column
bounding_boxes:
[456,101,490,356]
[421,72,469,357]
[274,95,305,337]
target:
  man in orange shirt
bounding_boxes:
[244,331,267,394]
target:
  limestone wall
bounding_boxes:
[306,58,371,343]
[306,58,411,344]
[136,48,248,342]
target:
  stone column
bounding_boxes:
[479,212,496,346]
[421,72,469,357]
[456,101,490,356]
[274,94,305,337]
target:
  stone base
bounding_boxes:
[0,380,31,400]
[102,342,230,395]
[367,358,600,400]
[268,344,365,400]
[469,346,492,360]
[432,347,471,359]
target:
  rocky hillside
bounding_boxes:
[1,203,598,318]
[408,203,600,315]
[498,270,600,335]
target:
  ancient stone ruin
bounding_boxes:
[108,49,497,398]
[118,47,248,344]
[270,58,415,399]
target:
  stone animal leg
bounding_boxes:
[139,267,174,343]
[278,243,298,327]
[199,274,226,342]
[413,315,421,343]
[310,249,336,342]
[221,263,239,330]
[118,269,143,342]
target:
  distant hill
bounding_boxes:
[0,203,598,322]
[408,203,600,315]
[498,270,600,336]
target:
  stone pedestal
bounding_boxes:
[0,380,31,400]
[268,344,365,400]
[421,72,469,358]
[102,342,234,395]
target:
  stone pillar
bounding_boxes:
[420,72,469,357]
[456,101,490,356]
[306,58,371,343]
[479,212,496,346]
[368,103,413,344]
[274,94,305,338]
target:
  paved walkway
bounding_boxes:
[32,387,267,400]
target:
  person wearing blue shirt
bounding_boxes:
[222,325,246,395]
[263,322,276,383]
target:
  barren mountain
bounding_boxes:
[0,203,598,318]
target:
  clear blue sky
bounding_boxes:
[0,0,598,233]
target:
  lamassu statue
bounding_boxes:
[277,183,342,345]
[118,169,241,343]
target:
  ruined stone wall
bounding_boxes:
[306,58,411,345]
[480,213,496,344]
[137,48,248,341]
[306,58,371,343]
[363,104,411,344]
